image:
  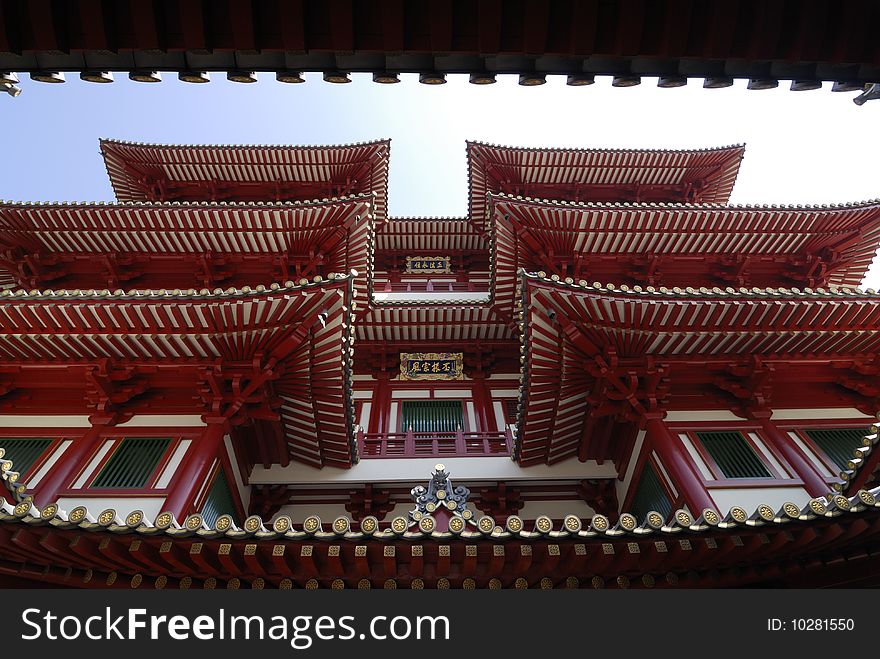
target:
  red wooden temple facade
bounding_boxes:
[2,139,880,589]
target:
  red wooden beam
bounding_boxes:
[645,416,716,514]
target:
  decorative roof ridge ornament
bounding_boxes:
[408,464,476,532]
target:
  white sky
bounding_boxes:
[2,72,879,287]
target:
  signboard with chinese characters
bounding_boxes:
[404,256,452,274]
[400,352,464,380]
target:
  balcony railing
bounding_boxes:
[379,281,489,293]
[357,429,513,458]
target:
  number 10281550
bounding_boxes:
[768,618,854,631]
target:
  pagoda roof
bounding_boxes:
[3,436,880,588]
[0,274,358,468]
[468,141,745,235]
[515,273,880,465]
[489,195,880,316]
[377,217,487,253]
[356,303,509,343]
[0,197,375,298]
[100,138,391,220]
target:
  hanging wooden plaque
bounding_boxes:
[400,352,464,380]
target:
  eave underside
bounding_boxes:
[2,489,880,589]
[3,1,879,84]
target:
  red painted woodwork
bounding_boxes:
[645,417,716,514]
[753,417,831,497]
[162,419,228,520]
[31,415,112,507]
[378,281,488,293]
[357,428,512,458]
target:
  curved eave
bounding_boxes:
[487,194,880,314]
[468,142,747,234]
[99,138,391,221]
[0,272,355,302]
[0,273,359,468]
[513,272,880,464]
[2,484,877,544]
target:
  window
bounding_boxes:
[400,400,463,433]
[0,438,53,475]
[201,470,238,528]
[630,462,673,522]
[90,437,172,489]
[803,427,869,471]
[695,431,771,479]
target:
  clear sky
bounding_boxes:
[1,73,879,287]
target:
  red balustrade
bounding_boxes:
[357,429,513,458]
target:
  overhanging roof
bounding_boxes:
[469,142,745,235]
[2,447,880,588]
[0,275,358,468]
[489,195,880,317]
[0,197,375,298]
[100,138,391,222]
[377,217,487,253]
[515,273,880,465]
[2,1,879,86]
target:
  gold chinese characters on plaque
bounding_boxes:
[404,256,452,274]
[400,353,463,381]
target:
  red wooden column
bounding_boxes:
[471,375,496,432]
[32,414,116,507]
[162,417,229,521]
[369,372,392,434]
[644,415,717,514]
[754,414,831,497]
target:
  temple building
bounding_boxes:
[2,139,880,589]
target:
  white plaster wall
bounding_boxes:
[71,439,115,489]
[709,486,811,515]
[358,402,372,429]
[224,435,250,512]
[0,415,91,428]
[492,401,506,432]
[652,451,678,497]
[372,292,489,303]
[507,500,597,521]
[388,402,399,432]
[665,410,743,422]
[56,496,166,520]
[465,401,476,430]
[433,389,472,398]
[748,432,790,478]
[615,430,647,512]
[251,455,618,485]
[391,389,431,398]
[771,408,874,420]
[789,432,835,477]
[155,439,191,488]
[26,440,72,487]
[119,415,206,427]
[679,433,713,479]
